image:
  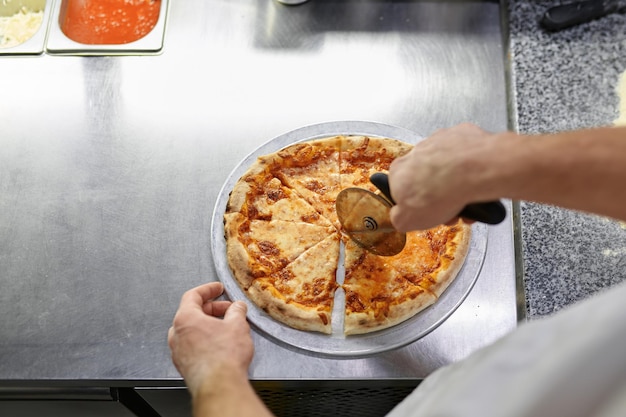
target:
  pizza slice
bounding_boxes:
[224,214,336,289]
[339,135,412,191]
[247,233,341,334]
[384,222,471,297]
[266,137,343,229]
[341,238,437,335]
[227,159,332,227]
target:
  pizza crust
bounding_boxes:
[226,159,266,214]
[340,136,412,191]
[223,212,256,289]
[247,282,333,334]
[246,234,340,334]
[344,287,437,335]
[388,221,471,298]
[424,222,471,297]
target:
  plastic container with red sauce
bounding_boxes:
[60,0,161,45]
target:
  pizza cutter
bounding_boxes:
[336,173,506,256]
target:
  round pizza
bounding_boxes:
[223,135,471,335]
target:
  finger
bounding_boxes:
[455,122,482,132]
[203,300,232,317]
[190,282,225,302]
[224,301,248,323]
[391,205,446,232]
[179,282,225,312]
[389,151,409,170]
[167,326,175,347]
[428,126,451,139]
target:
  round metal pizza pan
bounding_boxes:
[210,120,488,358]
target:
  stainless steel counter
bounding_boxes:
[0,0,518,384]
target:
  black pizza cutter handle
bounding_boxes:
[540,0,625,31]
[370,173,506,225]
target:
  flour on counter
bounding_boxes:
[602,248,626,258]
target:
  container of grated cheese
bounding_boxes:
[45,0,169,56]
[0,0,52,54]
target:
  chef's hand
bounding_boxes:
[168,282,253,398]
[389,123,509,231]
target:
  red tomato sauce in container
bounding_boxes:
[60,0,161,45]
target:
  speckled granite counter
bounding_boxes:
[507,0,626,318]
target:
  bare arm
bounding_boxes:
[192,365,273,417]
[389,124,626,231]
[168,283,274,417]
[501,126,626,221]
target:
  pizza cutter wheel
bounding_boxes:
[336,187,406,256]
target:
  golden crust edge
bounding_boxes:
[223,212,255,290]
[424,221,472,298]
[343,290,437,335]
[247,282,333,334]
[340,135,413,154]
[226,158,273,214]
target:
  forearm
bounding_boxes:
[487,126,626,221]
[191,365,274,417]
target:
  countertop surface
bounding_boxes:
[0,0,518,383]
[1,0,625,386]
[508,0,626,318]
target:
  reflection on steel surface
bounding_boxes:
[0,0,516,382]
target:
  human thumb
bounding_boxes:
[224,300,248,322]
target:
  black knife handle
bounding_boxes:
[541,0,617,31]
[370,173,506,225]
[370,172,395,204]
[458,201,507,225]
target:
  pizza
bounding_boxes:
[223,135,471,335]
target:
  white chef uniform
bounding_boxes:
[387,280,626,417]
